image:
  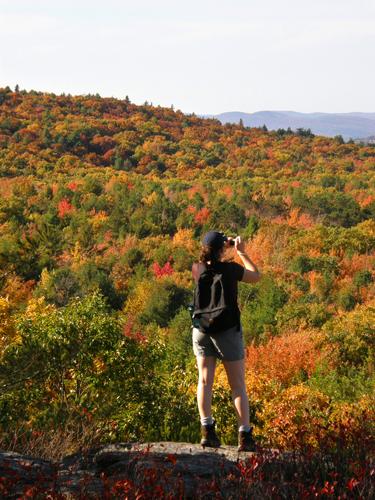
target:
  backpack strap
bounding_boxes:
[192,262,206,284]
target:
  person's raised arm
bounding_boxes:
[234,236,261,284]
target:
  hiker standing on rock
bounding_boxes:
[191,231,261,452]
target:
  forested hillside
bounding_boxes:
[0,86,374,495]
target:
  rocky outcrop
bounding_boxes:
[0,442,303,498]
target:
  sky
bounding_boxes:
[0,0,374,114]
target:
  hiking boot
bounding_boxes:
[201,420,221,448]
[238,427,256,452]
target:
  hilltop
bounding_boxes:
[1,86,375,182]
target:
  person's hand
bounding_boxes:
[235,235,246,253]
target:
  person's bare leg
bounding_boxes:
[223,358,250,427]
[196,356,216,419]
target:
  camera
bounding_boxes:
[224,235,235,246]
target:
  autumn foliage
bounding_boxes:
[245,330,322,386]
[0,86,374,495]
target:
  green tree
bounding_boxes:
[139,280,190,327]
[0,294,165,440]
[239,275,288,343]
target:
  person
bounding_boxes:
[191,230,261,452]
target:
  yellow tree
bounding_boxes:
[0,296,17,353]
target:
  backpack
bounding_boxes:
[192,263,239,334]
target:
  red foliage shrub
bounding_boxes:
[152,261,174,278]
[291,180,301,188]
[122,321,147,344]
[57,198,74,218]
[67,181,78,191]
[194,207,210,224]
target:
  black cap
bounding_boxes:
[202,231,227,249]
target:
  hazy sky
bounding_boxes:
[1,0,374,114]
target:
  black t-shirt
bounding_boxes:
[192,260,245,317]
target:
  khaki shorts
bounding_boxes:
[192,325,245,361]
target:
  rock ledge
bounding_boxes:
[1,442,289,498]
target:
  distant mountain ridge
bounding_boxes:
[207,111,375,140]
[354,135,375,145]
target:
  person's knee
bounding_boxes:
[230,384,247,398]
